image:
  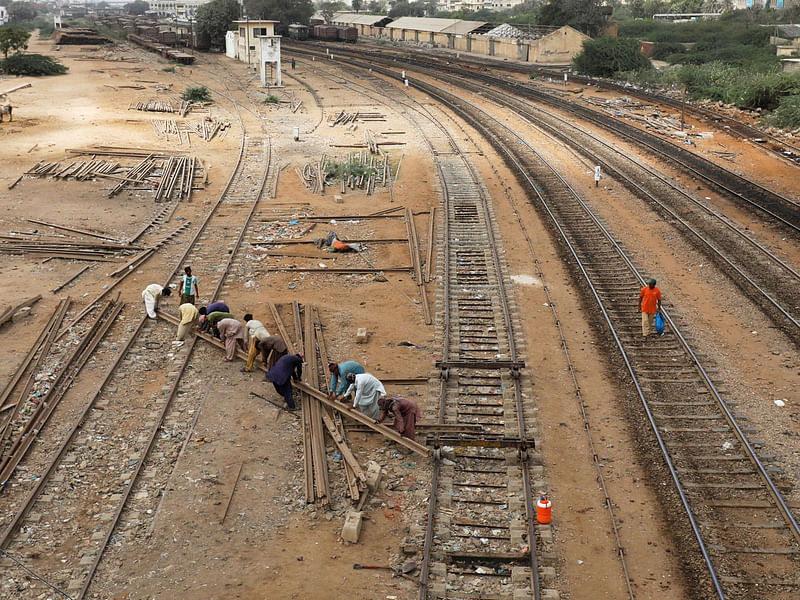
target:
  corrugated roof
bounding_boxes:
[331,12,388,26]
[386,17,461,33]
[441,20,489,35]
[776,24,800,39]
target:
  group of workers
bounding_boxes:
[140,269,421,440]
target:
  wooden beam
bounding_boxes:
[293,381,430,457]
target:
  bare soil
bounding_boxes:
[0,35,798,600]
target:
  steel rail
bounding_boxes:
[291,50,544,600]
[384,66,734,596]
[0,67,269,598]
[292,43,800,232]
[78,73,274,600]
[404,70,800,592]
[483,89,800,334]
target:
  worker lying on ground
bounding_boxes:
[314,230,364,252]
[242,314,271,372]
[327,361,365,399]
[342,372,385,420]
[265,353,304,410]
[142,283,171,319]
[217,318,246,360]
[176,302,199,341]
[377,396,421,441]
[258,335,288,372]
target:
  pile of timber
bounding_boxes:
[131,97,191,116]
[0,231,139,261]
[330,111,385,127]
[298,150,393,196]
[53,28,111,45]
[21,160,119,181]
[150,117,228,144]
[298,155,328,195]
[10,147,203,202]
[289,91,303,113]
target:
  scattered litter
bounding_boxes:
[774,399,785,407]
[722,441,734,451]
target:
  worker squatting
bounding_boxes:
[141,269,421,440]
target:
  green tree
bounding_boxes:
[0,26,30,59]
[389,0,425,17]
[572,36,652,77]
[8,2,37,22]
[352,0,362,12]
[367,0,386,12]
[320,1,346,22]
[244,0,315,34]
[124,0,150,15]
[195,0,240,48]
[538,0,608,36]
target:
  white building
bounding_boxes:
[148,0,210,18]
[225,20,282,87]
[0,6,8,24]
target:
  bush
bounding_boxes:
[181,86,211,102]
[573,37,652,78]
[651,42,685,61]
[162,66,175,72]
[2,53,67,75]
[762,94,800,129]
[264,95,279,104]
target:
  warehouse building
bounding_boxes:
[329,13,588,65]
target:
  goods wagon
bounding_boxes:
[288,24,309,41]
[312,25,339,41]
[337,26,357,43]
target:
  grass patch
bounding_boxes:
[264,95,279,104]
[162,66,176,73]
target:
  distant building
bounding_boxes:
[225,20,282,87]
[148,0,210,18]
[733,0,800,8]
[0,6,7,25]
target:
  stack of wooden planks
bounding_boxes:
[131,97,191,116]
[330,111,385,127]
[10,146,203,202]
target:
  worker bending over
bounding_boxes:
[377,396,420,441]
[242,314,271,372]
[328,361,364,399]
[265,353,304,410]
[343,372,385,420]
[176,303,198,341]
[142,283,171,319]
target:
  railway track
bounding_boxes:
[0,70,273,599]
[289,42,800,236]
[317,41,800,168]
[291,45,800,343]
[309,58,550,599]
[292,48,800,598]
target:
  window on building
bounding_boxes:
[254,27,268,36]
[239,28,245,36]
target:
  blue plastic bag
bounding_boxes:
[655,313,665,336]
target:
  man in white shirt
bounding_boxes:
[141,283,171,319]
[243,314,271,372]
[344,372,386,420]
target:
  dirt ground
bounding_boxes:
[1,33,799,600]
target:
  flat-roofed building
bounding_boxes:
[225,20,282,87]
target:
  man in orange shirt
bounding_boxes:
[638,278,662,338]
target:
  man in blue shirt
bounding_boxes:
[328,361,365,399]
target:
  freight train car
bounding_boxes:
[337,26,358,43]
[308,24,358,43]
[288,23,309,41]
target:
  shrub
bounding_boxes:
[762,94,800,129]
[573,37,652,78]
[2,53,67,75]
[264,95,279,104]
[181,85,211,102]
[651,42,685,61]
[162,66,175,72]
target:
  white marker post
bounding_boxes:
[594,166,601,187]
